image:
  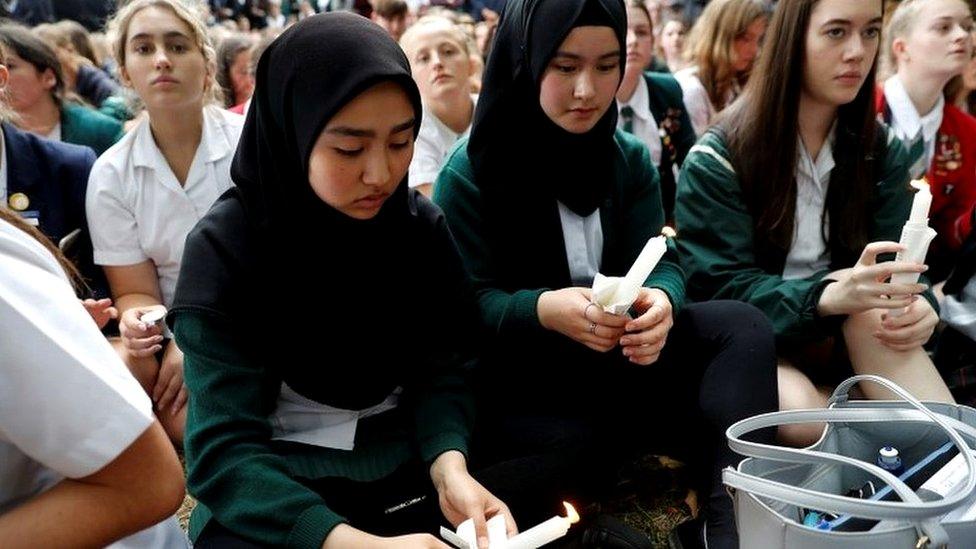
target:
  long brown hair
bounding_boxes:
[684,0,767,110]
[720,0,884,265]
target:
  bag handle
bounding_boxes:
[723,376,976,547]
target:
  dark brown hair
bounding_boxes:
[720,0,884,263]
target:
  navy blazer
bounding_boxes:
[4,122,107,297]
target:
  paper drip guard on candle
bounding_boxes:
[591,227,675,315]
[889,179,938,318]
[441,502,580,549]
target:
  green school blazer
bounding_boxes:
[674,128,937,345]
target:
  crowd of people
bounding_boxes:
[2,0,976,548]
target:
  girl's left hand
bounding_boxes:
[619,288,674,366]
[875,297,939,351]
[431,451,517,549]
[81,298,118,329]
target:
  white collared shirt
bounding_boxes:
[783,128,836,280]
[558,202,603,286]
[408,95,477,188]
[617,76,662,166]
[675,66,737,136]
[885,75,944,178]
[86,106,243,307]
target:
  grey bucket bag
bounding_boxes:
[723,375,976,549]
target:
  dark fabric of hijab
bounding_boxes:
[468,0,626,217]
[170,13,464,410]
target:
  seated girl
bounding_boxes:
[433,0,778,547]
[169,12,514,549]
[675,0,954,446]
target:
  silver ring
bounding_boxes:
[584,302,600,320]
[588,322,597,335]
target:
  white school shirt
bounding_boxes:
[0,219,187,548]
[616,76,663,166]
[782,128,836,280]
[86,106,243,307]
[675,67,724,136]
[558,202,603,286]
[884,75,944,179]
[408,95,477,188]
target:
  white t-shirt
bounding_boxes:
[0,219,187,548]
[86,106,243,307]
[783,129,835,280]
[616,76,662,166]
[408,95,477,188]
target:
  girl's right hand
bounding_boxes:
[322,525,449,549]
[118,305,166,357]
[537,287,628,352]
[817,242,929,316]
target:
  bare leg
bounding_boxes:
[843,309,954,403]
[776,363,831,446]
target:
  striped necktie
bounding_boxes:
[904,130,928,179]
[620,105,635,134]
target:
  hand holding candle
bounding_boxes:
[445,502,580,549]
[889,179,938,318]
[592,227,675,315]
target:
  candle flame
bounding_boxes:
[661,226,677,238]
[562,502,580,525]
[910,178,929,192]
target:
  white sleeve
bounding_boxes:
[85,159,148,266]
[0,227,153,478]
[408,118,446,188]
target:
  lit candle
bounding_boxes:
[505,502,580,549]
[889,179,938,317]
[907,179,933,224]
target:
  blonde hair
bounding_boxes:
[400,15,474,59]
[884,0,968,73]
[683,0,767,109]
[107,0,221,105]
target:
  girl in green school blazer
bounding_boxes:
[675,0,954,446]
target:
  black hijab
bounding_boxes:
[172,13,431,409]
[468,0,626,217]
[231,12,421,242]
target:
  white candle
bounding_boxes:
[505,502,580,549]
[908,179,933,223]
[610,235,668,306]
[889,178,938,318]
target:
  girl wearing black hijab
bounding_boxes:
[168,13,514,549]
[433,0,778,547]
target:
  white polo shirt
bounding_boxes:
[0,219,187,548]
[409,95,477,188]
[86,106,243,307]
